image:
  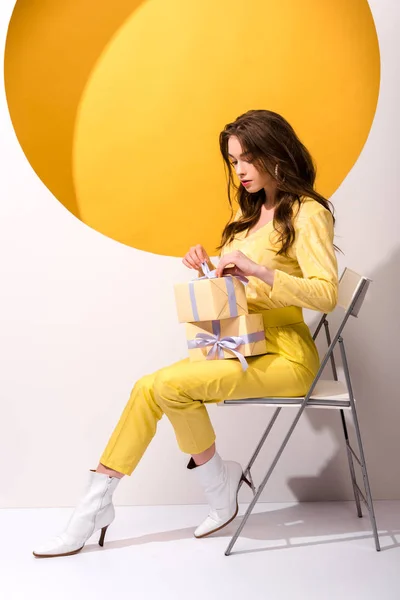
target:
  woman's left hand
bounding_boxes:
[215,250,261,279]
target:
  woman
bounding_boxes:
[32,109,339,558]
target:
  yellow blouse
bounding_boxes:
[219,197,339,314]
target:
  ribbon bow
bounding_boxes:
[187,321,265,372]
[191,331,249,370]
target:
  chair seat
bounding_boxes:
[217,379,352,409]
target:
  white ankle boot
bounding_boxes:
[32,469,121,558]
[188,451,251,538]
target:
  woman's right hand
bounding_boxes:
[182,244,215,273]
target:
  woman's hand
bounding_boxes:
[182,244,215,272]
[215,250,275,286]
[215,250,259,278]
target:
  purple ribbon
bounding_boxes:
[187,320,265,371]
[188,261,249,322]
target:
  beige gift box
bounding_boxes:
[185,313,267,368]
[174,274,248,323]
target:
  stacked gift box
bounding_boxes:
[173,261,267,371]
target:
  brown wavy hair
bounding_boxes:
[217,109,341,257]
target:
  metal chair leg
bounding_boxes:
[349,404,381,551]
[239,407,281,496]
[225,402,308,556]
[339,409,363,518]
[339,338,380,552]
[325,319,363,519]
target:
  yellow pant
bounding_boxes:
[99,306,320,476]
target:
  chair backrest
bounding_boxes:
[308,267,372,396]
[338,267,372,318]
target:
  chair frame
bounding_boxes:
[218,268,380,555]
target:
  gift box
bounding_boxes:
[174,262,248,323]
[185,313,267,371]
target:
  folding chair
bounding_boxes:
[217,267,380,555]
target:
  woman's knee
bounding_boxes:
[129,372,156,396]
[152,368,190,409]
[128,369,187,414]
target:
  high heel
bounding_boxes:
[32,470,121,558]
[240,473,253,490]
[98,525,109,547]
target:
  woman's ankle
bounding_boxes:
[95,463,125,479]
[191,442,216,466]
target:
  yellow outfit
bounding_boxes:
[100,197,338,475]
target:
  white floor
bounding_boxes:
[2,501,399,600]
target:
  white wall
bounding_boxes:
[0,0,399,508]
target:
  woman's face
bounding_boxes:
[227,135,276,194]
